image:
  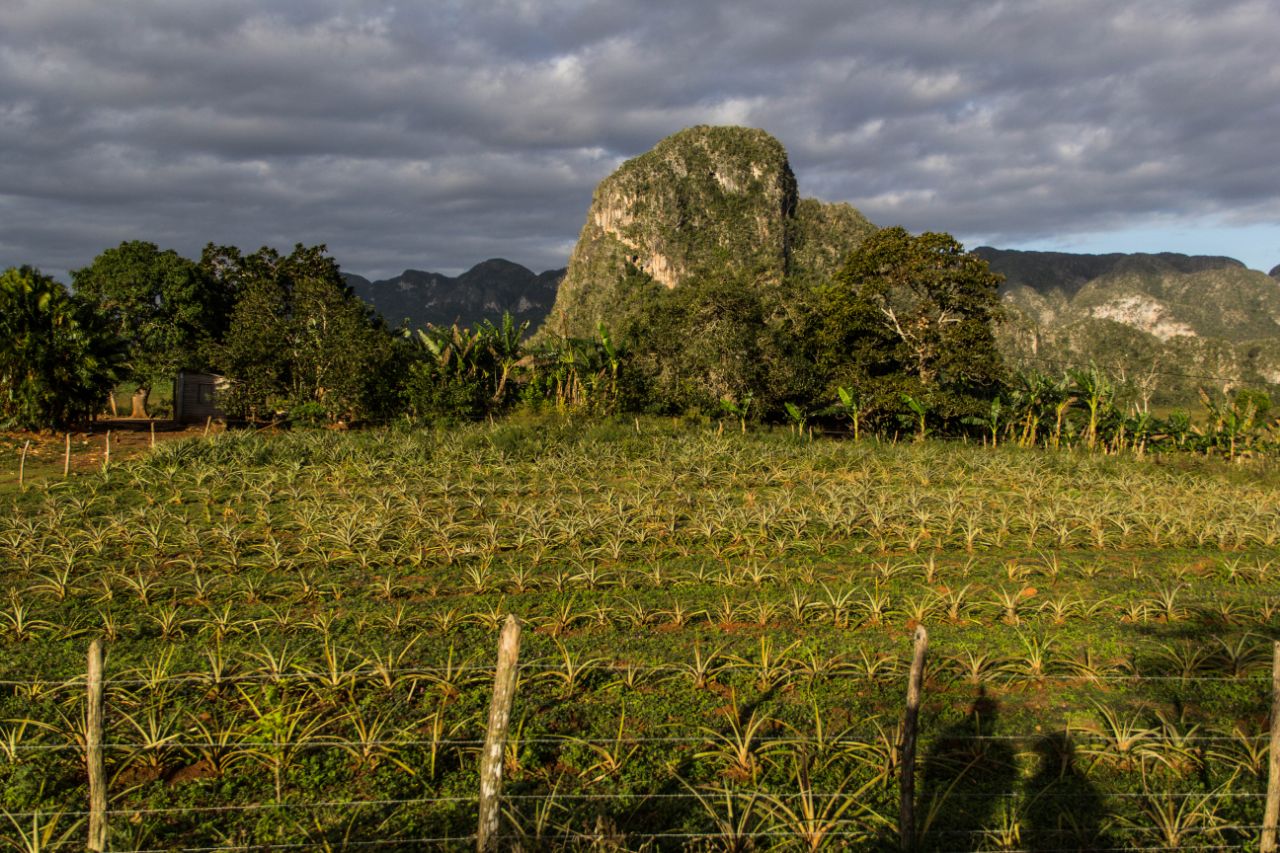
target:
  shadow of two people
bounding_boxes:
[917,688,1107,852]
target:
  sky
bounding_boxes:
[2,0,1279,282]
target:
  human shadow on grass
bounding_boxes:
[917,687,1017,852]
[916,690,1112,852]
[1022,731,1111,852]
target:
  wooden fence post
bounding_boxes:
[63,433,71,478]
[18,439,30,489]
[102,431,111,472]
[149,421,155,450]
[477,615,521,853]
[900,625,929,853]
[1263,641,1280,853]
[87,639,107,852]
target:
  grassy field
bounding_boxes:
[1,418,1279,850]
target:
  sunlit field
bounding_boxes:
[2,418,1278,850]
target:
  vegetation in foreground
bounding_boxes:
[1,420,1278,849]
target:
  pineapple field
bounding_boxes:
[1,418,1278,851]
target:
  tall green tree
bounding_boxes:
[71,241,228,414]
[616,269,775,415]
[211,244,396,422]
[0,267,123,430]
[812,227,1006,430]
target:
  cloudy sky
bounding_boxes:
[3,0,1279,281]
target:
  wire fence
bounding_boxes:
[3,626,1278,852]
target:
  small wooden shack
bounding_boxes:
[174,371,228,424]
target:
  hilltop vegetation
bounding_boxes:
[546,125,875,339]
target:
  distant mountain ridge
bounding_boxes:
[978,247,1280,402]
[345,259,564,331]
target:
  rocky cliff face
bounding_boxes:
[345,259,563,331]
[544,126,875,337]
[977,248,1280,399]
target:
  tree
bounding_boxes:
[0,267,123,430]
[71,241,228,415]
[813,227,1006,430]
[617,269,773,416]
[211,245,396,422]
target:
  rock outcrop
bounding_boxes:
[543,126,875,337]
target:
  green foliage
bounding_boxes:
[813,226,1006,431]
[207,244,396,423]
[834,385,864,440]
[524,324,625,416]
[71,241,228,391]
[401,314,529,422]
[0,267,123,430]
[615,269,791,416]
[992,248,1280,406]
[1199,388,1273,459]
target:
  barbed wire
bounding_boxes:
[0,665,1274,688]
[27,831,1268,852]
[1,788,1270,821]
[2,731,1271,753]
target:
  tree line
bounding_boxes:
[2,228,1275,457]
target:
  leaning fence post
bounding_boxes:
[900,624,929,853]
[1263,642,1280,853]
[87,639,108,852]
[18,439,30,489]
[477,614,521,852]
[63,433,71,478]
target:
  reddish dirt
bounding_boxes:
[2,419,217,485]
[114,762,166,787]
[166,759,220,785]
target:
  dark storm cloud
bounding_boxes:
[2,0,1278,279]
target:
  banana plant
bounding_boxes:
[1199,388,1268,460]
[901,393,928,442]
[1069,364,1113,450]
[477,313,528,403]
[720,392,753,433]
[963,396,1004,447]
[836,385,863,441]
[783,402,808,435]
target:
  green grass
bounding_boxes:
[1,418,1277,849]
